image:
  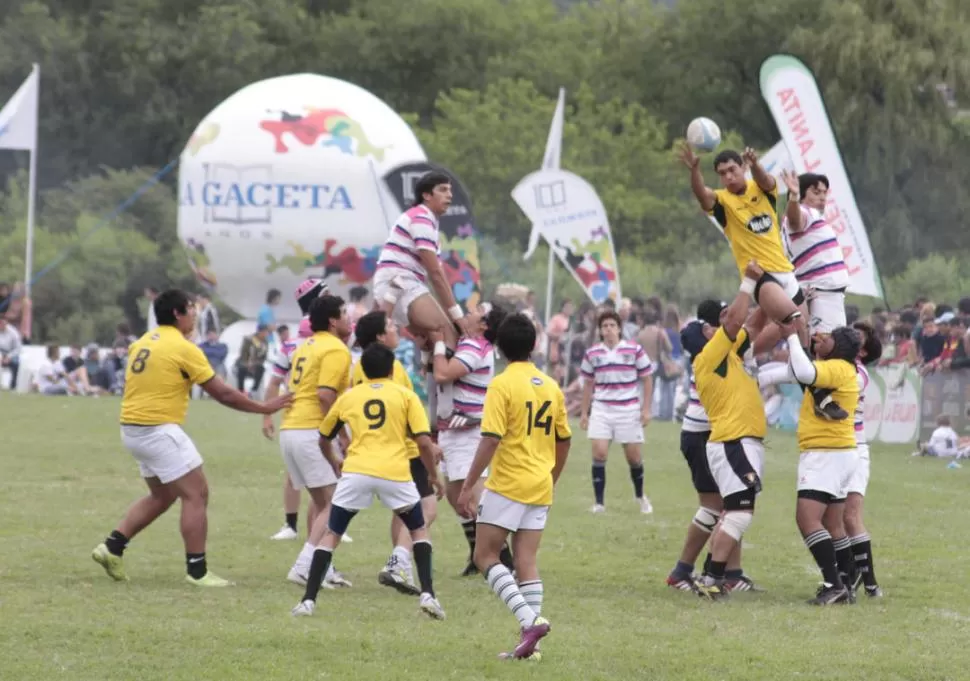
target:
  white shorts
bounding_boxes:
[279,429,338,489]
[121,424,203,484]
[808,289,847,334]
[844,444,870,496]
[760,271,801,301]
[587,406,644,444]
[372,267,431,328]
[797,449,858,500]
[706,437,765,501]
[477,489,549,532]
[331,472,421,512]
[438,428,486,482]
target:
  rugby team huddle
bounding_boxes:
[89,154,882,663]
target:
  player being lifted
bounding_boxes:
[429,302,514,576]
[579,310,655,514]
[92,290,291,586]
[292,343,446,620]
[678,144,846,420]
[351,310,441,595]
[687,262,768,601]
[457,313,571,660]
[762,320,861,605]
[667,300,759,593]
[276,295,353,589]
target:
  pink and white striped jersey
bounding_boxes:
[271,316,313,378]
[681,377,710,433]
[439,336,494,429]
[855,361,869,445]
[782,205,850,291]
[580,340,654,412]
[375,204,440,282]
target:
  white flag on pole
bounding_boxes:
[524,88,565,260]
[0,65,39,151]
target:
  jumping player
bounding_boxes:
[457,313,571,660]
[291,343,446,620]
[92,290,292,585]
[578,311,655,514]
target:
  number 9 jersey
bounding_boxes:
[320,381,431,483]
[481,362,572,506]
[281,331,352,431]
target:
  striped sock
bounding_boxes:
[804,529,841,587]
[832,535,854,587]
[485,564,536,628]
[519,579,543,616]
[850,533,877,587]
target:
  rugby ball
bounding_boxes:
[686,117,722,153]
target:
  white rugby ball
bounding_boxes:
[686,117,722,153]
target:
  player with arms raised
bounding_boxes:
[457,313,571,660]
[92,290,291,586]
[291,343,446,620]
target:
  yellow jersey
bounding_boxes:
[351,358,420,459]
[281,332,351,430]
[321,381,430,483]
[693,327,766,442]
[481,362,571,506]
[797,359,859,451]
[120,326,215,426]
[709,179,793,276]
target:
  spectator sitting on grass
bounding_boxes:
[34,345,79,396]
[84,344,112,393]
[60,344,99,395]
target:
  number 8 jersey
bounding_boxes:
[281,331,351,430]
[481,361,572,506]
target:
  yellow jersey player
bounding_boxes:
[291,343,445,620]
[456,313,572,661]
[777,320,862,606]
[685,261,768,601]
[352,310,437,596]
[278,295,353,589]
[92,290,291,586]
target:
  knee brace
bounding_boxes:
[720,511,753,542]
[396,502,426,532]
[327,505,358,536]
[692,507,719,534]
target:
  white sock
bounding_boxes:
[294,542,315,571]
[391,545,411,569]
[486,564,536,628]
[325,564,336,580]
[519,579,543,616]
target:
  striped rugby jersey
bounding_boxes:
[375,204,440,282]
[782,205,850,291]
[270,338,302,378]
[681,377,710,433]
[580,340,654,412]
[438,336,494,428]
[855,361,869,446]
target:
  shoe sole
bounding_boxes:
[378,571,420,596]
[92,549,128,582]
[513,623,550,659]
[420,603,446,620]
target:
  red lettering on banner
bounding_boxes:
[778,90,821,171]
[887,403,916,423]
[841,245,854,262]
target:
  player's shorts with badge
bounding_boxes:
[587,405,644,444]
[705,437,764,508]
[807,289,847,334]
[797,449,858,501]
[372,268,430,327]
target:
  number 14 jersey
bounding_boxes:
[281,331,351,430]
[481,361,572,506]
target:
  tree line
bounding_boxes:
[0,0,967,342]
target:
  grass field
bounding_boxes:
[2,394,969,680]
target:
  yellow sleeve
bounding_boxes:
[554,388,572,441]
[732,328,752,357]
[395,360,414,391]
[481,380,509,439]
[318,347,351,393]
[693,326,735,374]
[319,393,344,439]
[351,361,363,387]
[181,341,216,385]
[406,390,431,436]
[812,359,854,390]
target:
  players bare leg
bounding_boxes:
[590,440,609,511]
[669,493,721,589]
[797,494,849,604]
[694,508,752,600]
[622,442,651,513]
[447,476,484,575]
[290,485,348,588]
[381,495,437,594]
[844,492,880,596]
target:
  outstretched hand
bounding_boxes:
[780,169,799,196]
[677,141,700,170]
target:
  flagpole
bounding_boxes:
[23,118,37,298]
[544,245,555,327]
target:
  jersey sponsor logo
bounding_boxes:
[746,214,773,234]
[531,377,543,386]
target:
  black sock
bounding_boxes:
[850,534,877,587]
[629,462,645,499]
[303,548,333,603]
[804,530,842,587]
[104,530,129,557]
[460,518,476,558]
[413,540,435,597]
[706,560,727,580]
[592,461,606,505]
[702,552,713,574]
[725,568,743,580]
[186,552,207,580]
[285,512,298,532]
[832,536,855,587]
[499,543,514,571]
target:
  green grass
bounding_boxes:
[2,394,969,680]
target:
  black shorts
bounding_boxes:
[755,272,805,306]
[680,430,718,495]
[410,457,434,499]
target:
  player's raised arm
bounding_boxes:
[744,147,777,195]
[678,141,716,212]
[722,260,764,342]
[780,170,804,232]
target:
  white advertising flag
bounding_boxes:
[0,65,39,151]
[760,54,882,298]
[512,168,620,304]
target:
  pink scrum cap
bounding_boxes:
[294,278,330,315]
[298,317,313,338]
